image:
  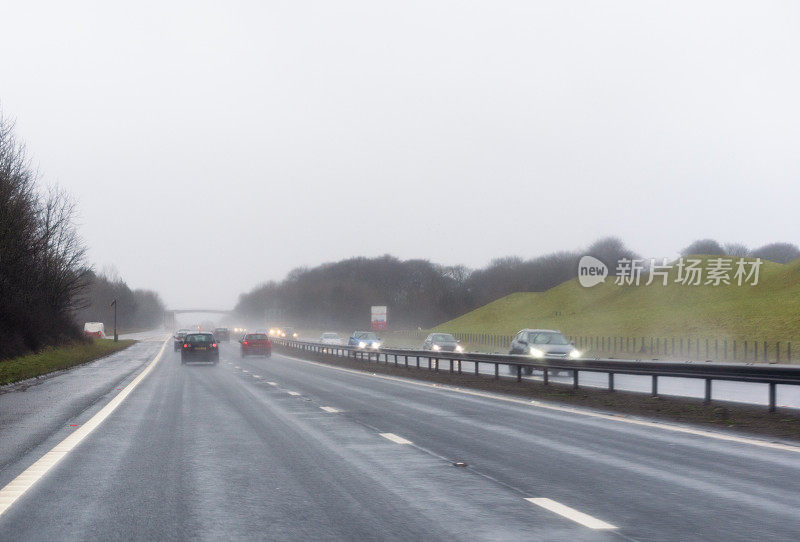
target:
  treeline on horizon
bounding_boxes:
[0,115,164,360]
[235,238,800,330]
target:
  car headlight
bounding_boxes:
[455,345,463,352]
[432,344,440,351]
[569,349,582,358]
[293,333,298,338]
[529,347,545,358]
[358,341,366,348]
[372,342,381,349]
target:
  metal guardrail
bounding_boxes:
[274,339,800,412]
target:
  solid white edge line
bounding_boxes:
[525,498,617,530]
[276,353,800,454]
[379,433,413,445]
[320,406,339,413]
[0,338,169,518]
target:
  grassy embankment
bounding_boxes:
[0,339,135,386]
[422,256,800,357]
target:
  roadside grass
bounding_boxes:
[434,256,800,346]
[0,339,135,386]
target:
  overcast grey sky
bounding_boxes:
[2,1,798,308]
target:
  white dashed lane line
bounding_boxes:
[320,406,339,413]
[266,382,277,386]
[525,498,616,530]
[287,391,300,396]
[379,433,413,445]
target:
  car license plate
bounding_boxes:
[196,346,206,350]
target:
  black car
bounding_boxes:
[213,327,230,342]
[173,329,191,351]
[181,332,219,364]
[422,333,464,353]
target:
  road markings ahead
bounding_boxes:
[278,353,800,454]
[266,382,277,386]
[320,406,340,413]
[525,498,616,530]
[287,391,300,396]
[252,374,261,378]
[0,338,169,519]
[379,433,413,445]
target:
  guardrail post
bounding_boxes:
[457,359,462,375]
[573,370,579,389]
[449,359,453,373]
[435,358,439,372]
[704,378,711,404]
[543,368,549,385]
[416,356,420,369]
[516,365,522,382]
[494,363,499,379]
[769,383,776,413]
[475,361,479,376]
[404,355,408,369]
[608,372,614,392]
[652,375,658,397]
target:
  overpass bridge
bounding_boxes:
[163,309,233,329]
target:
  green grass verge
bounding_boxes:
[0,339,135,386]
[435,256,800,345]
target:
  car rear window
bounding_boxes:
[246,334,268,340]
[186,334,213,342]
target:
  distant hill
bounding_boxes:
[435,257,800,344]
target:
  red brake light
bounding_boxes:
[212,343,217,348]
[243,341,248,345]
[183,343,188,348]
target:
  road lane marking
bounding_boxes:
[267,382,277,386]
[525,498,616,530]
[0,338,169,518]
[242,370,249,373]
[320,406,339,413]
[252,374,261,378]
[287,391,300,396]
[277,353,800,454]
[379,433,413,444]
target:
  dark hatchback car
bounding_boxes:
[214,327,231,342]
[422,333,464,353]
[240,333,271,358]
[181,332,219,364]
[173,329,191,351]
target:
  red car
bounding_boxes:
[240,333,272,358]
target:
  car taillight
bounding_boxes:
[267,340,271,346]
[183,343,188,348]
[243,341,248,345]
[212,343,217,348]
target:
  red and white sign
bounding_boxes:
[371,306,387,331]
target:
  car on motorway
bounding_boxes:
[422,333,464,352]
[213,327,230,342]
[240,332,272,358]
[509,329,581,375]
[279,327,299,339]
[180,332,219,364]
[173,329,191,351]
[319,332,343,345]
[348,331,381,349]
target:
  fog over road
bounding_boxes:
[2,335,800,541]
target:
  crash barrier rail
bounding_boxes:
[388,330,797,364]
[275,338,800,412]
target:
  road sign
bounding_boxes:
[371,306,387,331]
